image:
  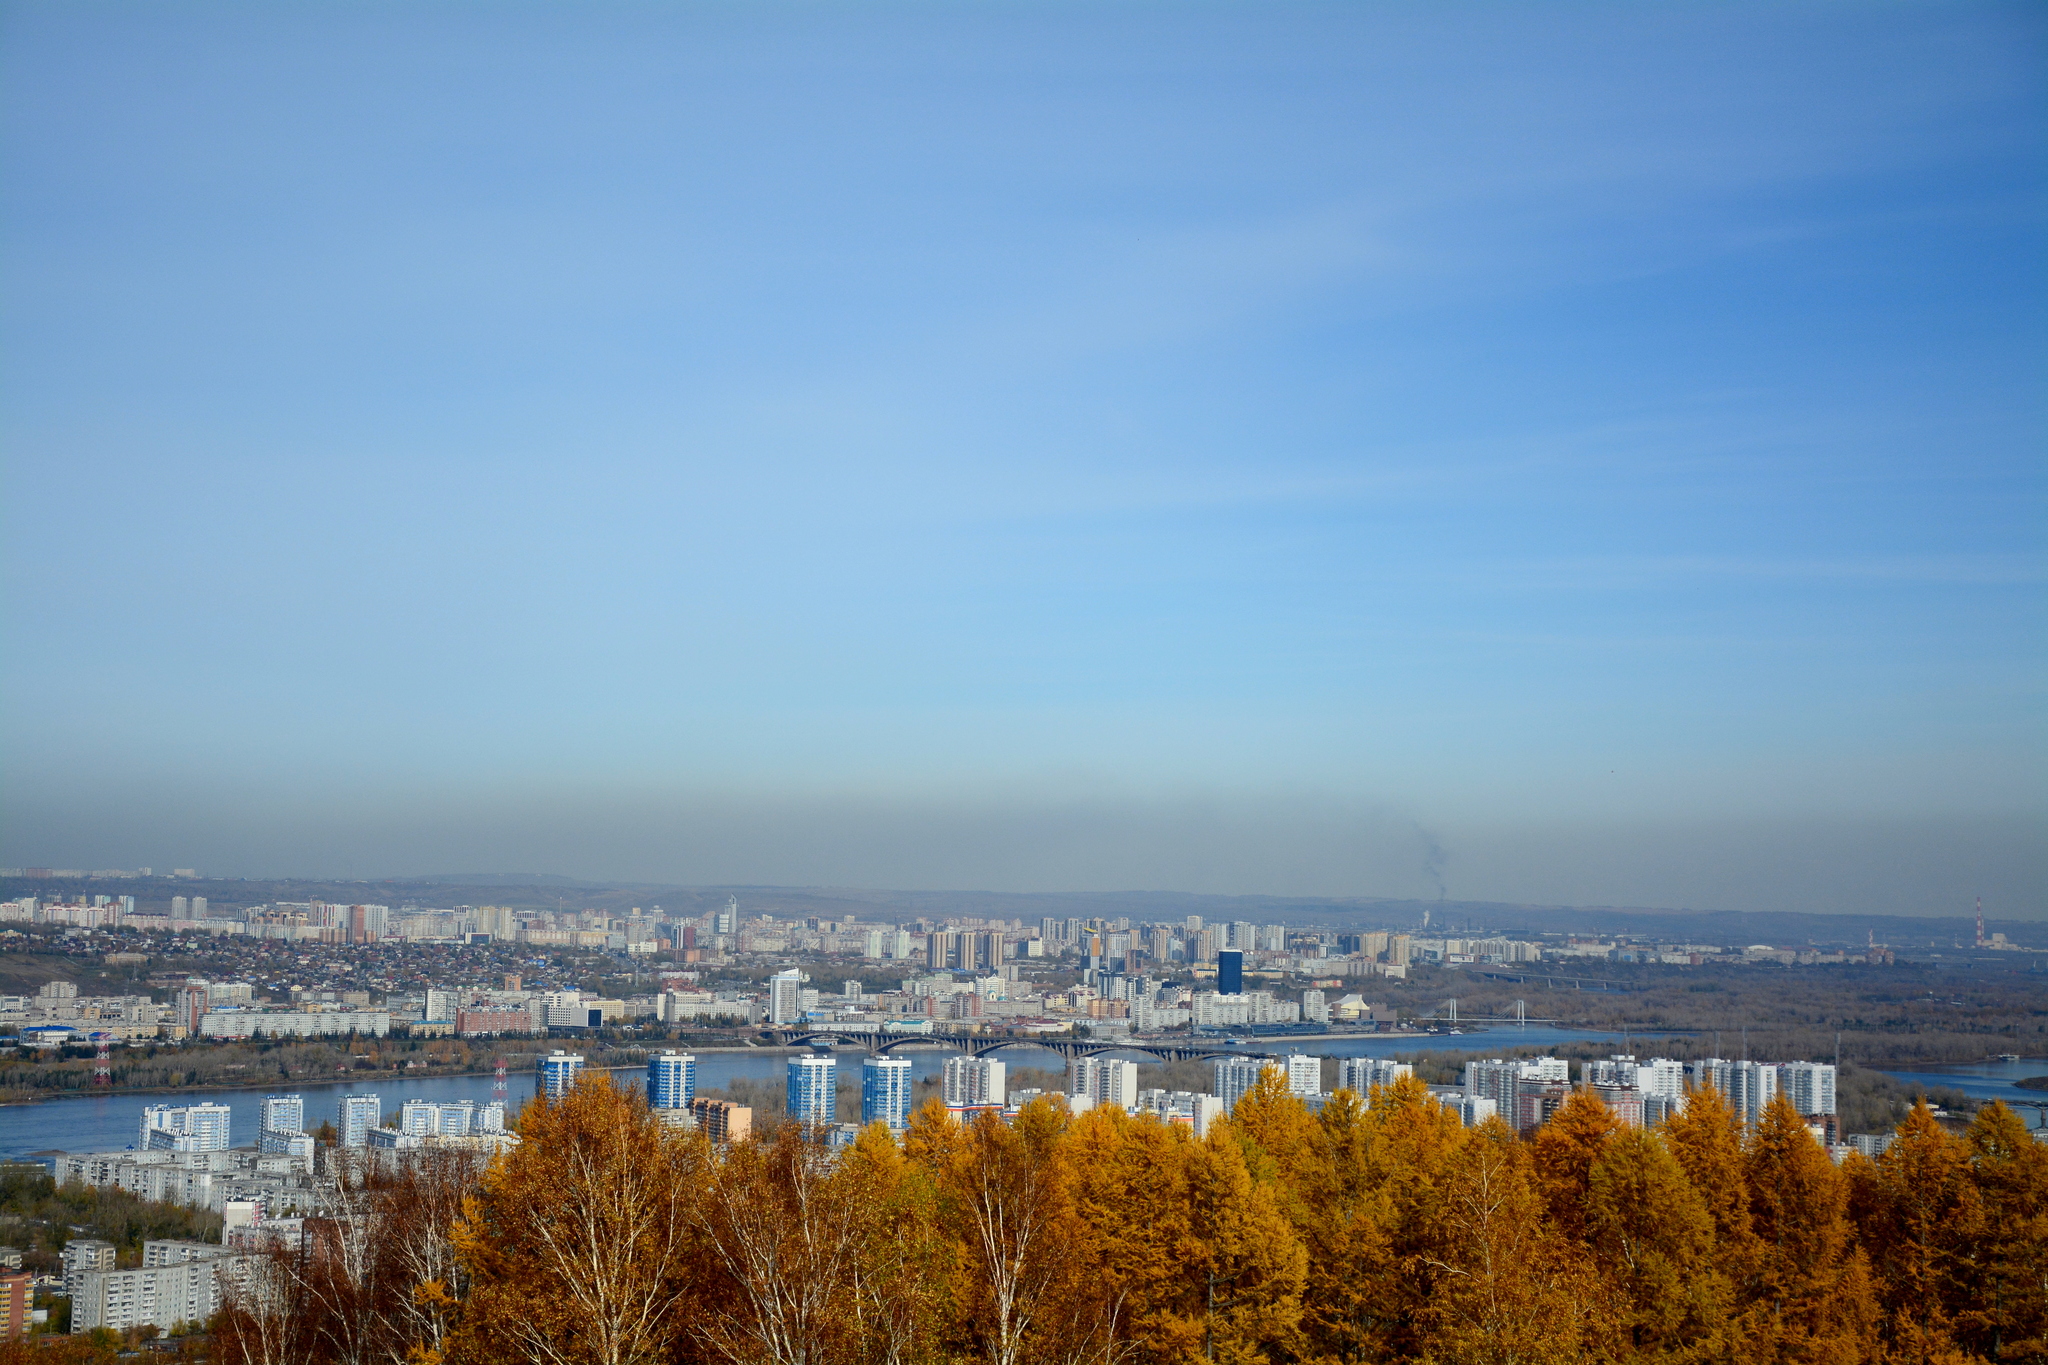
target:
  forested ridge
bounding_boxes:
[204,1073,2045,1365]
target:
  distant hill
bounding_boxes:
[406,872,598,887]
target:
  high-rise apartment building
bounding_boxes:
[537,1051,584,1100]
[787,1055,837,1126]
[338,1093,382,1148]
[1337,1058,1412,1096]
[1212,1056,1287,1112]
[1462,1060,1518,1108]
[1687,1058,1734,1099]
[139,1103,231,1152]
[1300,989,1328,1024]
[690,1098,752,1142]
[942,1055,1007,1108]
[1461,1056,1566,1119]
[69,1241,248,1335]
[62,1241,115,1299]
[649,1051,696,1110]
[768,969,807,1025]
[1444,1094,1498,1126]
[1283,1054,1321,1096]
[258,1094,303,1136]
[1637,1058,1687,1100]
[1387,935,1411,967]
[1069,1056,1140,1111]
[861,1056,914,1131]
[0,1268,26,1341]
[1728,1061,1779,1129]
[1779,1062,1837,1116]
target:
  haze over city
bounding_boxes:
[3,2,2042,916]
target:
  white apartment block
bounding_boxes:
[943,1055,1007,1107]
[1336,1057,1412,1096]
[198,1010,391,1039]
[71,1242,253,1335]
[1779,1062,1837,1116]
[1283,1054,1321,1096]
[1069,1056,1140,1111]
[140,1103,231,1152]
[1191,991,1301,1028]
[1213,1056,1287,1112]
[1135,1089,1226,1137]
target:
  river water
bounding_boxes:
[1875,1057,2048,1107]
[0,1026,1663,1162]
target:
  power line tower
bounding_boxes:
[493,1057,508,1099]
[92,1039,112,1088]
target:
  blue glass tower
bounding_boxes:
[649,1051,696,1110]
[1217,949,1243,996]
[787,1053,837,1126]
[861,1055,913,1131]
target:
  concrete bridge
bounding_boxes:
[756,1027,1276,1063]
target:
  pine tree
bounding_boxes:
[1847,1102,1985,1363]
[1662,1078,1762,1326]
[1584,1125,1727,1361]
[1183,1119,1310,1365]
[1960,1101,2048,1362]
[1412,1117,1596,1365]
[1297,1087,1403,1365]
[1531,1087,1621,1244]
[1742,1095,1878,1365]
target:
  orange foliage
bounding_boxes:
[224,1066,2048,1365]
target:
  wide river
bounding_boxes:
[12,1028,2037,1160]
[0,1026,1658,1161]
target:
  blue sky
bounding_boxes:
[3,1,2042,913]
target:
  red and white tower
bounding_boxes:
[1976,897,1986,949]
[493,1057,508,1098]
[92,1039,111,1088]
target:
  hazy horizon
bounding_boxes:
[4,3,2042,918]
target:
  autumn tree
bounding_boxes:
[449,1072,702,1365]
[380,1148,482,1363]
[211,1240,312,1365]
[1960,1100,2048,1361]
[1059,1095,1307,1365]
[1742,1095,1878,1365]
[1413,1115,1596,1365]
[1662,1080,1762,1320]
[1847,1101,1988,1362]
[939,1100,1088,1365]
[297,1151,408,1365]
[1530,1088,1621,1245]
[693,1118,886,1365]
[838,1121,950,1365]
[1583,1125,1726,1361]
